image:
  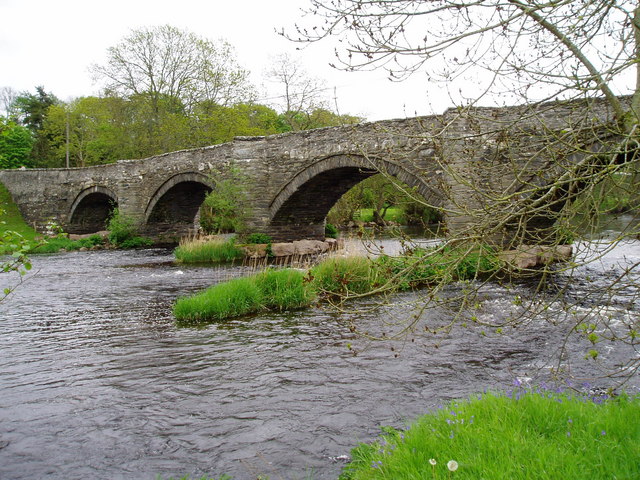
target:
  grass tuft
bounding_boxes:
[174,237,244,264]
[174,268,315,323]
[311,256,381,297]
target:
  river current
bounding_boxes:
[1,220,639,479]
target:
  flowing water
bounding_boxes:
[1,219,639,480]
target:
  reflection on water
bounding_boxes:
[0,228,639,479]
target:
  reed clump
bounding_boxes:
[174,237,244,264]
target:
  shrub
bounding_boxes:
[199,167,250,234]
[29,235,76,253]
[106,209,138,245]
[105,209,153,248]
[119,236,153,249]
[244,232,273,244]
[325,222,339,238]
[77,234,105,248]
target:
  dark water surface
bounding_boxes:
[1,228,639,479]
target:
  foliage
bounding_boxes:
[0,117,33,168]
[106,208,151,248]
[174,237,244,264]
[325,222,338,238]
[12,86,58,167]
[4,31,364,168]
[106,208,137,245]
[328,174,442,227]
[118,236,153,249]
[340,385,640,480]
[357,207,404,224]
[0,183,33,300]
[174,268,314,323]
[0,208,32,300]
[200,167,250,234]
[244,233,273,244]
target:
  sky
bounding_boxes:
[0,0,451,121]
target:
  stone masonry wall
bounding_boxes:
[0,96,625,241]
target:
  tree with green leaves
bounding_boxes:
[0,118,33,169]
[12,86,59,167]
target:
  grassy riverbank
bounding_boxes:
[173,244,499,322]
[340,385,640,480]
[1,183,152,253]
[0,182,38,242]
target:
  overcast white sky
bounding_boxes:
[0,0,454,121]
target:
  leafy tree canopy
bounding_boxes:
[0,118,33,169]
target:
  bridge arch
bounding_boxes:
[268,154,444,240]
[68,185,117,234]
[144,172,213,232]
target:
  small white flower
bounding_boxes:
[429,458,437,466]
[447,460,459,472]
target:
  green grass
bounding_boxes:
[174,268,315,322]
[311,256,383,297]
[174,237,245,264]
[340,386,640,480]
[0,182,38,242]
[357,207,405,223]
[27,234,108,253]
[174,245,501,323]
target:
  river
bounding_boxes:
[1,218,639,480]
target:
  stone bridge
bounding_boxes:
[0,96,628,244]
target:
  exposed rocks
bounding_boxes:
[240,238,341,259]
[499,244,573,270]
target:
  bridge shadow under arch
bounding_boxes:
[144,172,213,235]
[268,155,444,240]
[68,186,117,234]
